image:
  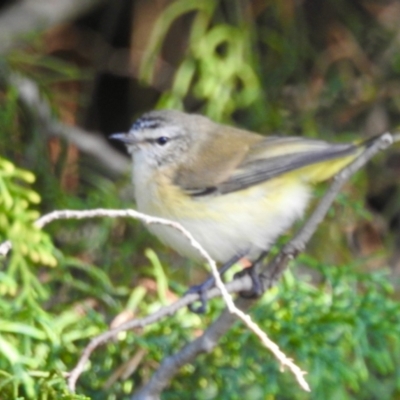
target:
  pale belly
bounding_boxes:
[134,170,311,263]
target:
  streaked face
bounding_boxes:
[110,110,192,167]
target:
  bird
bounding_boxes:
[110,109,368,289]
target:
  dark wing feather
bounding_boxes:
[218,138,357,194]
[172,121,360,196]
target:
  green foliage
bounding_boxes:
[161,262,400,400]
[0,158,102,398]
[141,0,262,122]
[0,157,56,300]
[141,0,400,138]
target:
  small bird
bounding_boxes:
[111,110,366,269]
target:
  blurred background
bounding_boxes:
[1,0,400,399]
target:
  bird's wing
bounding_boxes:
[217,136,358,194]
[174,130,358,196]
[173,125,262,195]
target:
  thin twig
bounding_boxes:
[0,206,307,391]
[281,132,394,257]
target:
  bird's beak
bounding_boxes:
[109,132,136,145]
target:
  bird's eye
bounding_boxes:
[155,136,169,145]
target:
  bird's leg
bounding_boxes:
[187,253,244,314]
[235,251,268,298]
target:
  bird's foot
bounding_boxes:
[186,253,245,314]
[185,277,215,314]
[236,265,264,298]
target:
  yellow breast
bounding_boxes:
[133,167,311,263]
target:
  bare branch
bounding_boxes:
[279,132,393,259]
[0,0,105,54]
[67,276,253,392]
[0,205,306,392]
[11,74,130,176]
